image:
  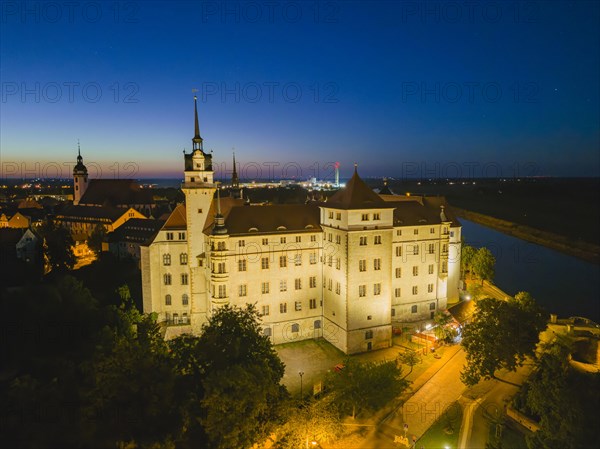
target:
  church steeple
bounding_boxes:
[73,140,88,205]
[192,95,203,151]
[232,151,239,189]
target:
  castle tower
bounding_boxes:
[182,95,217,329]
[73,142,88,205]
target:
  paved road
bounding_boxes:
[360,348,467,448]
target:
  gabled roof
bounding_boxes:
[56,204,126,222]
[108,218,165,244]
[325,167,393,210]
[79,179,154,207]
[382,195,461,227]
[162,204,187,230]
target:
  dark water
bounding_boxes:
[461,219,600,322]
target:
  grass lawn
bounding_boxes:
[415,401,463,449]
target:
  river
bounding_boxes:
[461,219,600,322]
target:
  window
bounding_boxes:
[197,208,202,213]
[296,236,302,242]
[214,262,225,273]
[450,231,454,237]
[328,233,332,242]
[263,327,272,336]
[179,232,185,240]
[309,276,317,288]
[314,320,321,329]
[280,303,287,314]
[280,255,287,268]
[335,282,340,295]
[165,294,172,305]
[295,301,302,311]
[374,235,382,245]
[238,259,247,271]
[295,278,302,290]
[396,246,402,257]
[430,302,436,310]
[328,279,333,291]
[429,264,434,274]
[442,244,448,254]
[413,229,418,235]
[414,244,420,255]
[295,254,302,266]
[280,236,286,244]
[336,212,341,220]
[359,285,366,297]
[397,229,402,236]
[239,284,247,297]
[163,273,172,285]
[335,257,340,270]
[412,286,418,295]
[217,241,226,251]
[411,305,418,313]
[395,288,401,298]
[329,211,334,219]
[182,294,189,305]
[166,232,174,241]
[443,227,449,235]
[181,273,188,285]
[428,243,435,254]
[373,213,380,220]
[362,213,369,221]
[391,308,396,317]
[328,255,332,267]
[163,254,171,265]
[428,283,434,293]
[310,253,317,264]
[309,299,317,309]
[395,267,402,278]
[430,227,435,234]
[374,283,381,295]
[359,236,367,246]
[262,305,270,316]
[217,285,227,298]
[291,323,300,333]
[261,282,270,294]
[359,259,366,272]
[280,280,287,292]
[374,258,381,270]
[180,253,188,265]
[261,257,269,269]
[365,330,373,339]
[336,235,341,244]
[413,266,419,276]
[442,261,448,273]
[262,238,269,245]
[238,239,245,247]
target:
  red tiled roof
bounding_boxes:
[79,179,154,207]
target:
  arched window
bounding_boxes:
[163,253,171,265]
[182,294,189,305]
[165,294,171,305]
[180,253,188,265]
[291,323,300,333]
[163,273,172,285]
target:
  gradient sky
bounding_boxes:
[1,0,599,179]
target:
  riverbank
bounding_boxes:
[452,207,600,265]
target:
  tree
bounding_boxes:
[524,337,600,449]
[471,247,495,285]
[274,398,342,449]
[461,244,477,279]
[87,224,106,256]
[397,350,420,378]
[194,304,288,449]
[326,358,409,419]
[40,220,75,272]
[433,311,458,343]
[460,292,547,386]
[467,282,483,300]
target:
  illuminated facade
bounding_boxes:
[141,98,461,354]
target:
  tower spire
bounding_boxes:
[192,91,203,151]
[232,149,239,189]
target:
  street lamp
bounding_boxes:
[299,371,304,398]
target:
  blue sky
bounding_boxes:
[1,0,599,179]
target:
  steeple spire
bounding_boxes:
[192,93,203,151]
[232,149,239,189]
[212,183,228,235]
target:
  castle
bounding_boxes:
[141,97,462,354]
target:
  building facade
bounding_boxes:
[141,98,462,354]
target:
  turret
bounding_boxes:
[73,141,88,205]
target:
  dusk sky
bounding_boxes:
[1,0,599,179]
